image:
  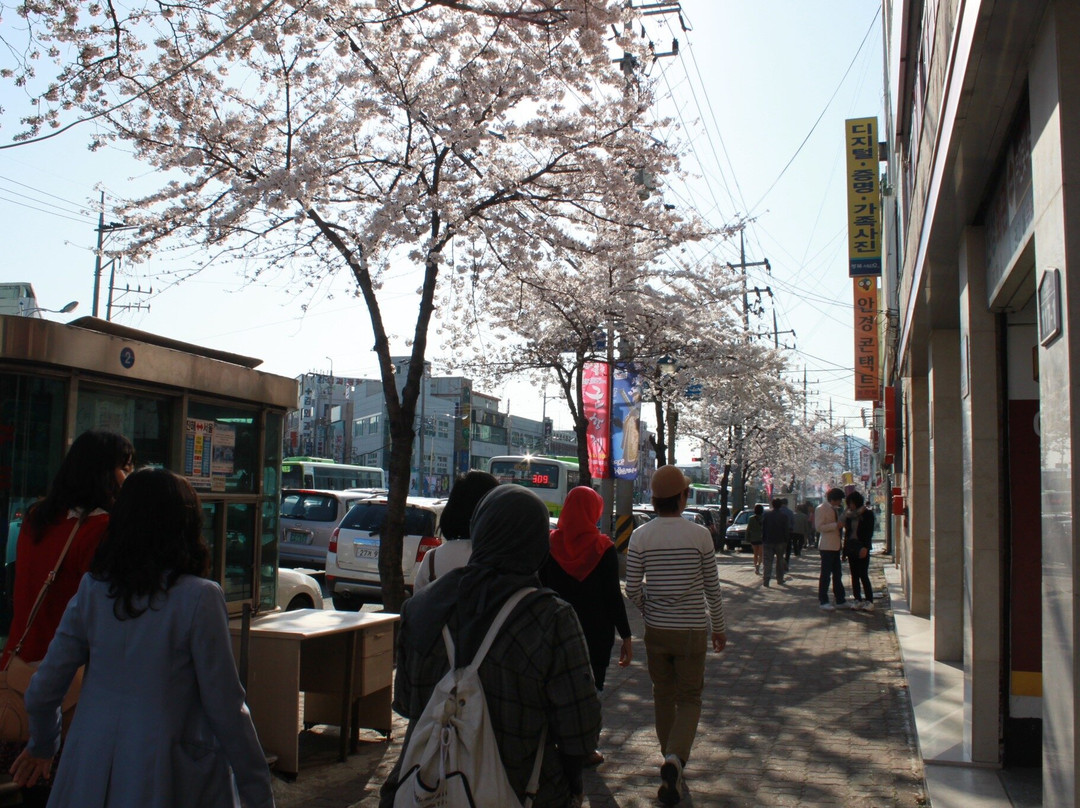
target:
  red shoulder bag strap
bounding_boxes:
[5,515,85,668]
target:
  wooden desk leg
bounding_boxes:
[339,631,357,763]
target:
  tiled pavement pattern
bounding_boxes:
[274,552,927,808]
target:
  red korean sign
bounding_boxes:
[583,362,610,479]
[853,277,880,401]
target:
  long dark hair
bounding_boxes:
[90,468,210,619]
[25,430,134,540]
[439,471,499,540]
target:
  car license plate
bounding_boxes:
[354,544,379,559]
[285,530,311,545]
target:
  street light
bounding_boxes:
[18,300,79,318]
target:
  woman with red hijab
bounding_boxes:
[540,486,633,768]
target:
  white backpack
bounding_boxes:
[393,587,548,808]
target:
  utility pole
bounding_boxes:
[92,191,105,318]
[105,257,152,321]
[729,231,770,515]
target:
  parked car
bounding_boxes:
[279,489,373,568]
[276,567,325,611]
[632,506,655,530]
[325,496,446,610]
[684,506,723,552]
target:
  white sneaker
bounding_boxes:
[862,600,875,611]
[819,602,836,611]
[837,601,853,609]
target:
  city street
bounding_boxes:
[272,552,926,808]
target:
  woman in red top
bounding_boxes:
[2,430,134,669]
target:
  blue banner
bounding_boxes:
[611,364,642,480]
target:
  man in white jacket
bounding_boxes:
[814,488,849,610]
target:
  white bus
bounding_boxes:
[686,484,721,507]
[488,455,581,516]
[281,457,386,491]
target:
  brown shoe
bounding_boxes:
[585,750,604,768]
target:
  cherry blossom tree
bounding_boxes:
[1,0,693,609]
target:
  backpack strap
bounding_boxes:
[440,587,536,673]
[468,587,536,672]
[426,548,437,582]
[522,724,548,808]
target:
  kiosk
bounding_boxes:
[0,314,298,632]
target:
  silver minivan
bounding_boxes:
[279,489,373,568]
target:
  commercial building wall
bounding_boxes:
[884,0,1079,799]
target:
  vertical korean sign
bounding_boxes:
[583,362,610,479]
[853,276,880,400]
[845,117,882,277]
[611,364,641,480]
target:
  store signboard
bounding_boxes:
[853,277,880,400]
[845,117,882,277]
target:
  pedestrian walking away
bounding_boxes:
[747,504,764,575]
[843,490,875,610]
[412,470,498,592]
[760,498,790,587]
[814,488,847,610]
[626,465,727,806]
[791,503,811,557]
[540,486,633,769]
[0,429,134,807]
[779,498,796,567]
[12,469,275,808]
[379,484,601,808]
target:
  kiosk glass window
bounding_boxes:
[0,374,66,640]
[225,503,255,601]
[200,501,255,602]
[184,403,258,494]
[75,388,172,468]
[260,412,283,610]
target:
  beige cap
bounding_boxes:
[651,465,692,498]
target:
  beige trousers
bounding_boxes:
[643,625,708,764]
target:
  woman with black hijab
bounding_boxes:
[379,485,600,808]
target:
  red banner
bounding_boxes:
[583,362,610,479]
[853,276,880,400]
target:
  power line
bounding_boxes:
[747,7,881,216]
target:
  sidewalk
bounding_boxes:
[272,551,927,807]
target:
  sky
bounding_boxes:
[0,1,884,459]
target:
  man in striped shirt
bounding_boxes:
[626,464,727,806]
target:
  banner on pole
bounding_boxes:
[583,362,610,479]
[611,364,641,480]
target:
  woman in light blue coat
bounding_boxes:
[10,468,275,808]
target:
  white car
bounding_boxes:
[326,497,445,610]
[275,567,325,611]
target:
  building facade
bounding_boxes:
[331,359,552,496]
[882,1,1079,801]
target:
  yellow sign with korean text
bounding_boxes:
[845,117,881,276]
[853,276,879,401]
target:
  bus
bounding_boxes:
[281,457,386,491]
[488,455,581,516]
[687,484,721,507]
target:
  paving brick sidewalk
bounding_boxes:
[273,552,927,808]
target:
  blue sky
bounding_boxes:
[1,1,883,450]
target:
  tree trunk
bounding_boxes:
[666,406,678,466]
[719,462,732,526]
[652,398,667,468]
[379,416,414,612]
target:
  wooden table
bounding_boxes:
[229,609,399,777]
